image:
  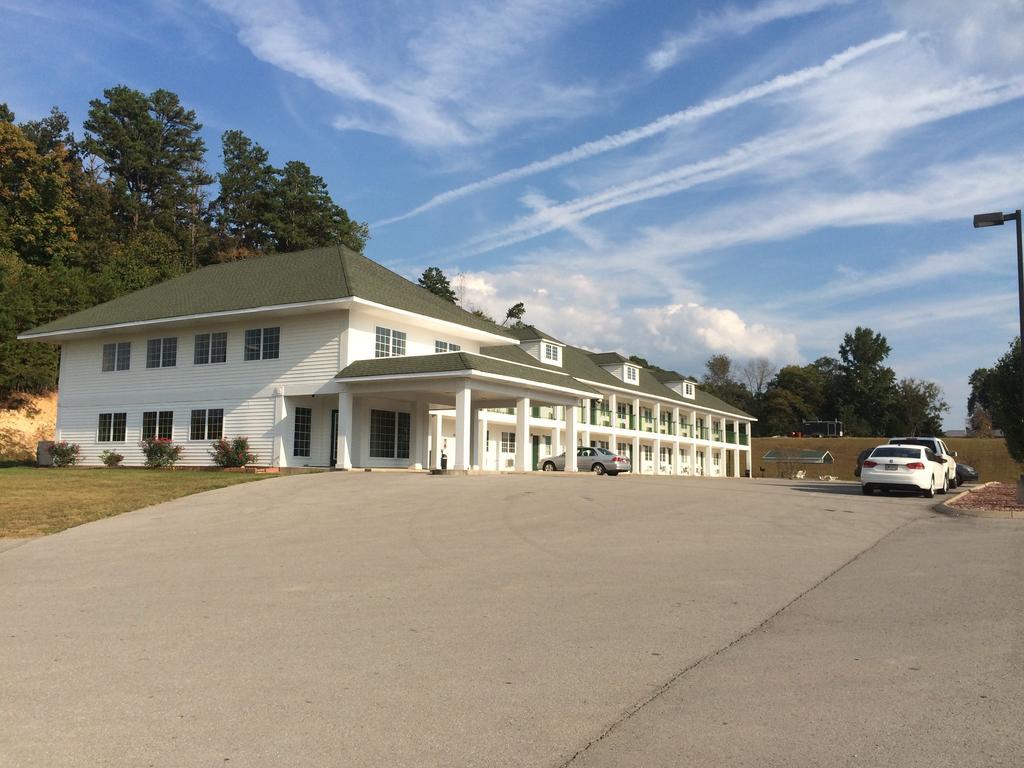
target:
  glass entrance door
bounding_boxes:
[330,409,338,466]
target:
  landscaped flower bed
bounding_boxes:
[949,482,1024,517]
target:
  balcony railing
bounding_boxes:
[739,434,749,446]
[678,424,691,438]
[712,429,722,441]
[725,430,737,444]
[639,416,655,432]
[696,427,709,440]
[590,408,613,427]
[531,406,557,420]
[616,413,634,430]
[659,419,674,435]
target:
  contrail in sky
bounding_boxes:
[374,31,906,227]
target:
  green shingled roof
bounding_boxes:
[22,245,514,338]
[337,351,597,394]
[505,325,565,344]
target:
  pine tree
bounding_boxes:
[418,267,456,302]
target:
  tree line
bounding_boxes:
[0,86,367,405]
[967,340,1023,460]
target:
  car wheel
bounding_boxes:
[861,485,872,496]
[923,479,934,499]
[542,461,555,472]
[592,463,606,475]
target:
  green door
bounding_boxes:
[532,434,540,470]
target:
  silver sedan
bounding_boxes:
[540,446,631,475]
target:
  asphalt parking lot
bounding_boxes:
[1,473,1021,767]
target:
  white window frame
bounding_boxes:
[624,365,638,383]
[684,382,695,397]
[375,326,407,358]
[101,341,131,372]
[435,340,461,353]
[543,343,560,362]
[500,431,516,454]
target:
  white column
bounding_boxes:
[272,387,286,467]
[733,448,741,478]
[633,398,641,431]
[432,412,444,469]
[690,441,698,477]
[472,407,484,471]
[565,400,578,471]
[653,403,662,475]
[412,399,428,470]
[336,388,353,470]
[581,398,591,449]
[515,396,531,472]
[608,393,618,427]
[480,411,489,471]
[454,382,472,471]
[552,418,561,459]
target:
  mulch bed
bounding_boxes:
[949,482,1023,515]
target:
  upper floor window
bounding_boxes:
[435,340,461,353]
[146,337,177,369]
[97,412,127,442]
[684,382,695,397]
[543,343,560,362]
[244,327,280,361]
[101,342,131,372]
[194,332,228,365]
[375,326,407,358]
[624,365,638,383]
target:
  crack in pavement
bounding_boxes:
[554,514,927,768]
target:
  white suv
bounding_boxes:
[888,437,958,488]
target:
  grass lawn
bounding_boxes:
[752,437,1020,484]
[0,467,274,538]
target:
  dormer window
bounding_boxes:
[684,382,695,397]
[543,343,560,362]
[624,365,639,383]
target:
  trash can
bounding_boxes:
[743,469,751,478]
[440,452,448,470]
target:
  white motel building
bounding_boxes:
[20,246,755,476]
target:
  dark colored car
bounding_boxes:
[956,463,979,484]
[854,448,872,478]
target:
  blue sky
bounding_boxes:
[5,0,1024,429]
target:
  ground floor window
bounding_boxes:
[500,431,515,454]
[142,411,173,440]
[190,408,224,441]
[712,453,721,467]
[660,446,672,463]
[294,407,312,457]
[369,409,410,459]
[98,412,127,442]
[642,445,653,462]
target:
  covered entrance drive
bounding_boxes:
[334,351,597,472]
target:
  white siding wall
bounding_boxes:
[54,310,345,466]
[345,306,484,362]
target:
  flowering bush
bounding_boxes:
[99,449,124,467]
[139,437,182,469]
[209,436,257,468]
[49,441,80,467]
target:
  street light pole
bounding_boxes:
[974,208,1024,500]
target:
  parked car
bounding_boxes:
[888,437,958,488]
[861,444,949,497]
[853,448,872,478]
[541,446,631,475]
[956,463,979,484]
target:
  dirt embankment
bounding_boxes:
[0,393,57,461]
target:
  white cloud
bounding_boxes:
[207,0,600,147]
[375,33,904,225]
[647,0,852,72]
[886,0,1024,73]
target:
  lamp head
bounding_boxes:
[974,211,1007,228]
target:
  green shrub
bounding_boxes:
[49,441,81,467]
[99,449,124,467]
[209,436,257,468]
[139,437,182,469]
